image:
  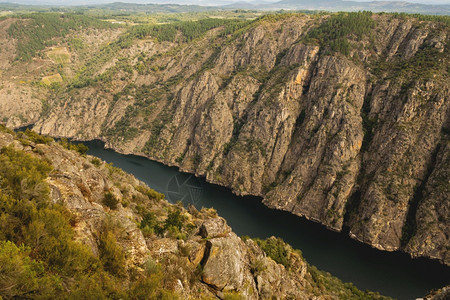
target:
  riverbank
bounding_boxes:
[83,139,450,299]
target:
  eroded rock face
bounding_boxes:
[245,238,309,300]
[197,218,310,299]
[202,235,252,292]
[2,129,361,299]
[405,141,450,264]
[199,217,231,238]
[4,13,449,264]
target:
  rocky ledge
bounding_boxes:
[0,127,392,299]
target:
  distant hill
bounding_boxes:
[229,0,450,15]
[0,1,219,13]
[1,0,449,15]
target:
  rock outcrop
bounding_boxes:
[1,12,449,264]
[0,127,391,299]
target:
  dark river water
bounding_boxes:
[84,140,449,299]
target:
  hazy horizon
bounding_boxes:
[1,0,449,6]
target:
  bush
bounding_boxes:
[103,192,119,210]
[139,211,162,236]
[18,129,53,144]
[164,209,186,231]
[90,157,102,167]
[99,231,126,277]
[0,145,52,201]
[136,186,164,201]
[0,145,108,296]
[254,237,291,268]
[0,241,61,299]
[60,138,89,155]
[67,271,125,300]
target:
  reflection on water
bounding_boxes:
[84,140,450,300]
[166,173,204,205]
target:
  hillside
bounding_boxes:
[1,0,449,15]
[241,0,450,15]
[0,125,395,299]
[0,11,449,266]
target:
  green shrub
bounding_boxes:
[0,241,62,299]
[164,209,186,231]
[254,237,291,268]
[59,138,89,155]
[139,211,162,236]
[136,185,164,201]
[103,192,119,210]
[99,231,126,277]
[0,124,14,134]
[18,129,53,144]
[0,145,52,201]
[67,271,126,300]
[140,212,157,230]
[90,157,102,167]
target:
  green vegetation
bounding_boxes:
[0,132,175,298]
[164,208,186,231]
[103,191,119,210]
[0,146,52,202]
[136,185,165,201]
[105,106,140,142]
[254,237,292,268]
[17,128,53,145]
[138,206,188,239]
[123,9,261,25]
[0,241,62,299]
[140,211,159,234]
[122,18,250,44]
[305,11,375,56]
[374,46,447,81]
[388,12,450,26]
[8,13,117,61]
[0,146,102,298]
[101,84,178,145]
[251,235,389,298]
[90,157,102,167]
[99,231,126,276]
[59,138,89,155]
[307,265,390,299]
[47,47,71,64]
[143,104,175,154]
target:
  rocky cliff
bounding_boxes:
[0,126,391,299]
[1,12,449,265]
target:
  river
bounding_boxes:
[84,140,449,299]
